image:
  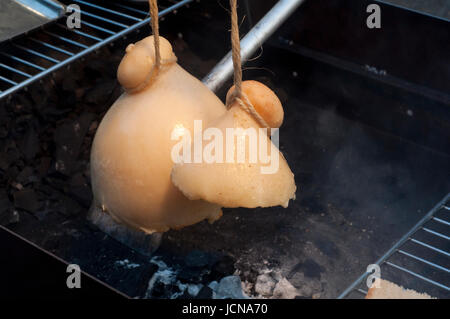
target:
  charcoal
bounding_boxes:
[176,290,192,299]
[211,255,235,279]
[294,259,324,280]
[195,286,213,299]
[69,173,85,186]
[36,157,51,177]
[55,195,83,216]
[14,94,33,114]
[54,112,94,175]
[41,105,71,118]
[134,264,159,298]
[84,80,117,105]
[16,166,35,186]
[0,151,10,171]
[176,267,205,283]
[0,125,8,139]
[13,188,41,213]
[67,174,92,208]
[5,166,20,181]
[61,76,76,92]
[74,87,85,100]
[68,184,92,208]
[111,262,158,298]
[2,142,22,169]
[29,84,49,106]
[0,189,12,213]
[34,183,57,199]
[85,56,119,78]
[185,250,217,268]
[149,282,179,299]
[0,209,20,226]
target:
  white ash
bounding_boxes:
[143,256,252,299]
[251,269,299,299]
[213,276,250,299]
[187,284,203,297]
[145,257,178,298]
[114,259,141,269]
[145,257,208,299]
[272,278,299,299]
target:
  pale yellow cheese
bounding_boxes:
[90,36,226,233]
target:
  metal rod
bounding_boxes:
[44,31,89,49]
[0,0,194,100]
[0,63,32,78]
[113,3,150,16]
[410,238,450,257]
[357,288,368,295]
[433,217,450,226]
[203,0,305,92]
[397,250,449,273]
[386,261,450,291]
[338,193,450,298]
[0,52,45,71]
[422,227,450,241]
[81,21,115,35]
[75,9,130,28]
[56,24,103,42]
[0,75,17,86]
[73,0,142,22]
[29,38,74,56]
[12,44,60,64]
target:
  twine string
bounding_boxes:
[228,0,269,129]
[230,0,242,100]
[149,0,161,69]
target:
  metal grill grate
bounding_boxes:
[0,0,194,100]
[339,193,450,298]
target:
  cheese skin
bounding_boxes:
[171,81,297,209]
[91,37,226,233]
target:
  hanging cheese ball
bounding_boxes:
[171,80,297,208]
[90,36,227,233]
[226,80,284,129]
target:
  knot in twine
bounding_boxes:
[148,0,178,67]
[128,0,177,94]
[227,0,269,129]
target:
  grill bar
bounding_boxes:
[43,31,89,49]
[0,0,194,100]
[81,21,115,35]
[410,238,450,257]
[12,44,61,64]
[113,3,150,16]
[397,250,449,273]
[0,63,32,78]
[55,23,103,42]
[72,0,143,22]
[357,289,368,295]
[0,52,46,71]
[76,9,131,28]
[29,38,75,56]
[0,76,17,86]
[433,217,450,226]
[339,193,450,298]
[421,227,450,241]
[385,262,450,291]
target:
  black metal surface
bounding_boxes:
[0,0,448,298]
[0,225,125,298]
[265,0,450,156]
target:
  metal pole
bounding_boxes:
[203,0,305,92]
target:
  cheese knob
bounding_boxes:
[117,36,176,92]
[226,80,284,129]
